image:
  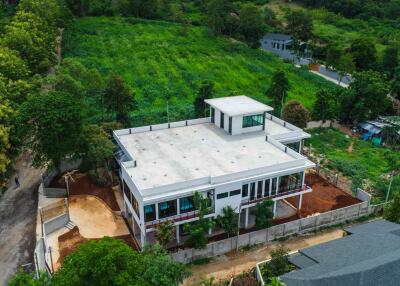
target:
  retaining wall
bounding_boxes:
[173,201,371,263]
[43,213,69,236]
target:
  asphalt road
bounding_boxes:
[0,155,42,286]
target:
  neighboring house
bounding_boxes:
[359,116,400,143]
[113,96,314,247]
[260,33,310,65]
[281,220,400,286]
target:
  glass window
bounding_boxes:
[220,112,225,128]
[179,196,195,214]
[250,182,256,200]
[144,204,156,222]
[279,172,304,193]
[230,189,241,196]
[271,178,277,196]
[264,179,270,197]
[229,117,232,134]
[124,181,139,216]
[242,114,264,128]
[257,181,263,198]
[217,192,229,199]
[158,199,177,219]
[211,108,215,123]
[242,184,249,197]
[285,141,300,152]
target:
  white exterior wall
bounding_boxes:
[214,181,242,214]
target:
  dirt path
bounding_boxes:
[183,228,344,285]
[0,153,44,286]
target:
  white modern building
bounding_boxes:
[113,96,315,247]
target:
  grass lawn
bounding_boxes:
[63,16,335,125]
[305,128,400,203]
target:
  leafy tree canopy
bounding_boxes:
[217,206,239,237]
[283,100,310,129]
[52,237,149,286]
[17,91,84,170]
[253,199,274,229]
[285,10,313,42]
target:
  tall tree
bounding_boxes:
[52,237,149,286]
[206,0,235,35]
[194,80,214,117]
[217,206,238,237]
[381,46,399,77]
[336,53,355,85]
[17,91,83,171]
[184,192,214,249]
[238,3,265,47]
[142,244,191,286]
[2,11,56,74]
[266,70,290,116]
[0,46,30,81]
[155,221,175,248]
[325,45,342,70]
[285,10,313,42]
[349,37,377,70]
[252,199,274,229]
[103,72,136,125]
[340,70,390,123]
[312,89,335,123]
[282,100,309,129]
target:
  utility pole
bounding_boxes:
[236,205,241,252]
[385,170,394,203]
[167,100,170,123]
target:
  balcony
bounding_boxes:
[240,184,311,207]
[144,210,200,229]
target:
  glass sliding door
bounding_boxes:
[250,182,256,200]
[158,199,177,219]
[279,172,304,193]
[264,179,270,197]
[257,180,263,198]
[271,178,277,196]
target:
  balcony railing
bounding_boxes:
[145,210,200,229]
[240,184,311,207]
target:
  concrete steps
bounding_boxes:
[65,221,76,230]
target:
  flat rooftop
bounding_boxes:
[205,96,273,116]
[264,117,310,141]
[117,123,300,190]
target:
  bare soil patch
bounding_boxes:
[51,173,120,211]
[287,173,361,217]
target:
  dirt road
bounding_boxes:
[183,228,344,285]
[0,153,43,286]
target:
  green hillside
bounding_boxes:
[63,17,335,125]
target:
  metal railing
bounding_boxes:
[145,210,200,229]
[240,184,311,206]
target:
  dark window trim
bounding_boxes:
[217,192,229,199]
[230,189,241,196]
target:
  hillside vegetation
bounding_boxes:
[63,17,334,125]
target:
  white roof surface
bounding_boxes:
[117,123,298,190]
[205,96,273,116]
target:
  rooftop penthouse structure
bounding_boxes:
[113,96,315,247]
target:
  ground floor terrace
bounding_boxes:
[125,172,361,249]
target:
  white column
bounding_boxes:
[273,200,277,217]
[155,203,159,220]
[176,225,180,244]
[245,208,249,228]
[141,229,146,247]
[298,194,303,210]
[208,224,212,235]
[177,198,180,215]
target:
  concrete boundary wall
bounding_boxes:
[357,188,372,202]
[172,201,378,263]
[43,213,69,236]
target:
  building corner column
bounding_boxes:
[176,225,180,244]
[245,208,249,228]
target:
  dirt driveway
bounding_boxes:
[0,153,43,286]
[183,228,344,285]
